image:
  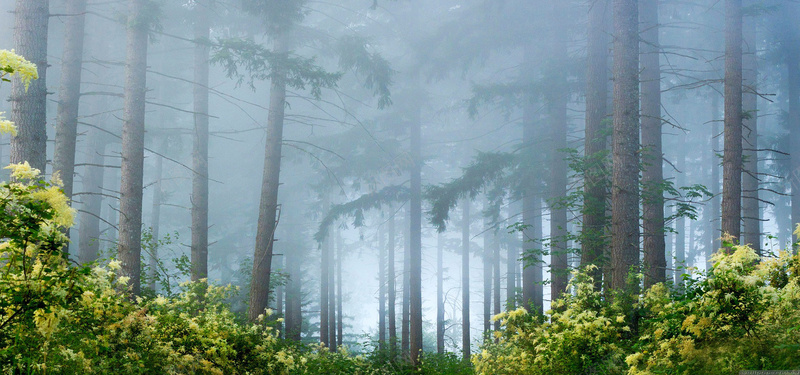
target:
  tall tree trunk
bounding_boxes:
[522,44,543,314]
[320,198,330,347]
[409,100,423,365]
[388,209,397,354]
[191,0,210,282]
[492,230,501,331]
[379,224,387,349]
[483,215,492,333]
[10,0,48,172]
[248,35,288,321]
[436,230,445,354]
[118,0,150,296]
[610,0,640,292]
[721,0,743,243]
[640,0,666,289]
[548,2,569,304]
[148,142,164,292]
[710,93,722,265]
[53,0,87,210]
[78,131,108,264]
[336,232,343,347]
[328,226,336,350]
[581,0,609,289]
[675,149,686,289]
[507,201,520,309]
[787,9,800,242]
[285,240,302,341]
[461,199,471,360]
[741,8,759,253]
[402,206,410,356]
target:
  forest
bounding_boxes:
[0,0,798,373]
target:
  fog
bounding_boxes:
[1,0,798,358]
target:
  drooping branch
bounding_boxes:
[425,152,516,232]
[314,185,410,243]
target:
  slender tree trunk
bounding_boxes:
[328,226,336,351]
[10,0,48,172]
[492,230,501,331]
[710,93,722,265]
[522,45,543,314]
[582,0,609,289]
[388,209,397,354]
[610,0,640,292]
[248,35,288,321]
[276,256,284,338]
[721,0,743,243]
[53,0,87,209]
[787,11,800,241]
[483,215,492,333]
[675,149,686,288]
[148,142,164,292]
[118,0,150,296]
[379,224,387,349]
[409,100,423,365]
[320,198,330,347]
[640,0,666,289]
[461,199,471,361]
[437,231,445,354]
[78,132,108,264]
[286,240,302,341]
[548,2,569,304]
[336,232,343,348]
[742,9,759,253]
[402,206,410,356]
[191,0,210,282]
[506,210,518,309]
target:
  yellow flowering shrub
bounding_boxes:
[629,244,800,375]
[473,266,630,375]
[0,48,39,90]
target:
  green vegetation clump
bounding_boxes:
[474,243,800,375]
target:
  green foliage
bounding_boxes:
[212,37,341,96]
[315,185,409,242]
[474,244,800,375]
[337,35,394,109]
[239,0,306,34]
[425,152,516,232]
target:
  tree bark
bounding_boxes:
[388,209,397,354]
[640,0,666,289]
[402,206,410,356]
[492,230,501,331]
[78,131,108,264]
[581,0,610,291]
[336,231,343,347]
[709,92,722,265]
[721,0,743,243]
[548,1,569,305]
[53,0,87,211]
[118,0,150,296]
[379,224,387,349]
[461,199,471,361]
[247,35,288,321]
[786,8,800,244]
[522,45,543,314]
[148,141,164,292]
[436,230,445,354]
[675,149,686,289]
[610,0,640,292]
[320,199,330,347]
[10,0,49,172]
[741,8,759,253]
[191,0,211,282]
[409,101,423,365]
[328,226,336,350]
[483,215,492,333]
